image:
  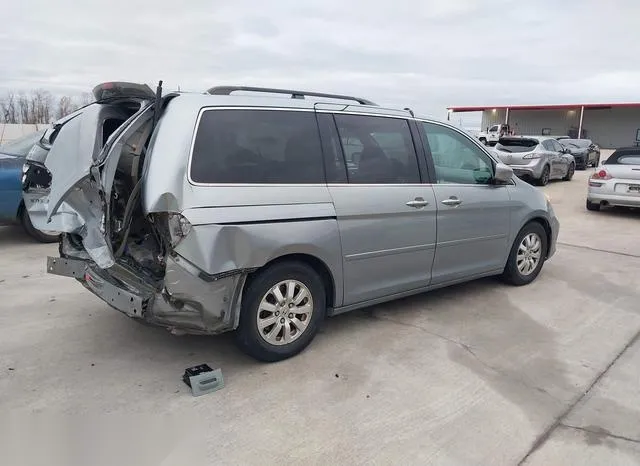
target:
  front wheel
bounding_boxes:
[21,208,60,243]
[502,222,548,286]
[562,163,575,181]
[235,261,326,362]
[537,165,550,186]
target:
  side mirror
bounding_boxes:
[493,162,513,184]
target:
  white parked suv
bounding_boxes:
[477,124,511,146]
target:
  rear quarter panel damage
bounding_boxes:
[173,215,344,309]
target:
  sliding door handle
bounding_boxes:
[441,197,462,207]
[406,197,429,208]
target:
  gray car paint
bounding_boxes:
[493,136,575,181]
[32,91,560,336]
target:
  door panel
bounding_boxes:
[329,185,437,304]
[430,185,511,284]
[326,113,437,306]
[420,121,513,284]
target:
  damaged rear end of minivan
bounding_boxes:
[25,82,246,335]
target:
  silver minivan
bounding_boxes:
[25,83,559,361]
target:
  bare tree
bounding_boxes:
[0,92,18,123]
[2,88,93,124]
[28,89,53,124]
[57,95,74,119]
[18,92,31,123]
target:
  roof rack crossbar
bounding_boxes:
[206,86,377,106]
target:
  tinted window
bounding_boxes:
[422,122,494,185]
[618,156,640,165]
[606,151,640,165]
[495,138,538,153]
[551,140,564,152]
[334,114,420,184]
[541,140,554,151]
[190,110,325,184]
[489,125,499,132]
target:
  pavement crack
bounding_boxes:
[517,330,640,465]
[365,313,466,347]
[561,423,640,445]
[557,242,640,259]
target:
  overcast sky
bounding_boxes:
[2,0,640,125]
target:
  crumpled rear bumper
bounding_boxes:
[47,254,247,335]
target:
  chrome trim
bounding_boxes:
[186,106,317,187]
[414,118,502,165]
[316,109,412,120]
[186,106,417,188]
[184,105,510,188]
[437,234,507,247]
[345,243,436,262]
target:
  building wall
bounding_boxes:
[481,109,581,137]
[479,107,640,149]
[580,108,640,149]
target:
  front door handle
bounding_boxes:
[406,197,429,208]
[441,197,462,207]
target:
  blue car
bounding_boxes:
[0,130,59,242]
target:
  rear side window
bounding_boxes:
[190,109,325,184]
[496,138,539,153]
[334,114,420,184]
[606,151,640,165]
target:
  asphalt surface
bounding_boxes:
[1,166,639,465]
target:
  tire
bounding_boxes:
[586,199,601,211]
[502,222,548,286]
[479,138,487,145]
[562,163,575,181]
[235,261,326,362]
[21,208,60,243]
[537,165,550,186]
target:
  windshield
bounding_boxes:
[0,130,45,157]
[560,139,590,148]
[495,138,539,153]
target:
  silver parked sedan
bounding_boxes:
[493,136,576,186]
[587,147,640,211]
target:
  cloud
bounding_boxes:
[2,0,640,123]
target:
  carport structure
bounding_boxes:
[447,102,640,149]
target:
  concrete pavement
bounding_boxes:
[1,167,639,465]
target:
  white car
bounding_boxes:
[587,147,640,211]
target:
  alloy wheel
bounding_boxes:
[517,233,542,276]
[256,280,314,346]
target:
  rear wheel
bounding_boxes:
[586,199,601,211]
[562,163,575,181]
[537,165,550,186]
[502,222,548,286]
[235,261,326,362]
[21,208,59,243]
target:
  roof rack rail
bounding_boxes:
[206,86,377,106]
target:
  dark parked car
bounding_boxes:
[558,138,600,169]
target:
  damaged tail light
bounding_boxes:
[167,213,192,247]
